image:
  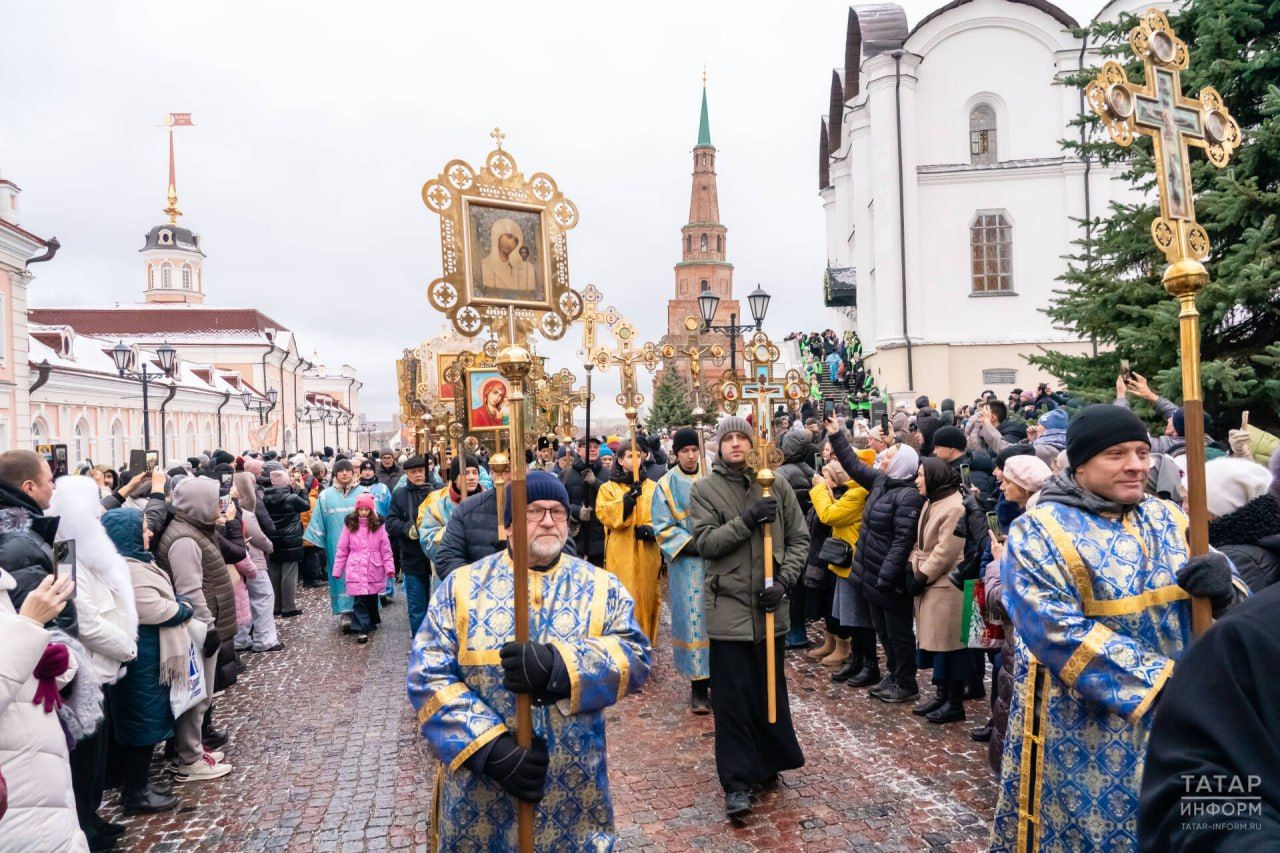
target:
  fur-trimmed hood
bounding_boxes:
[49,476,138,636]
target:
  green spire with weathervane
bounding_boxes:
[697,68,712,148]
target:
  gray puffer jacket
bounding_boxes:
[689,458,809,641]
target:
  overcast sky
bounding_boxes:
[3,0,1101,421]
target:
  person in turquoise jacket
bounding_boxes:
[303,458,368,626]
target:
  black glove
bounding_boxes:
[741,497,778,530]
[202,625,220,658]
[480,733,549,803]
[500,641,557,696]
[905,570,928,596]
[622,482,643,519]
[682,539,700,558]
[1177,551,1236,617]
[758,580,787,613]
[634,524,656,542]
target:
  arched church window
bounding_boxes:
[148,266,154,289]
[161,263,172,288]
[970,104,997,165]
[182,265,192,289]
[700,280,710,292]
[971,211,1013,294]
[700,234,708,252]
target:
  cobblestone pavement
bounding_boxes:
[109,580,996,851]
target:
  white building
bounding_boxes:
[819,0,1159,404]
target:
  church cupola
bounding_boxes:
[141,114,205,304]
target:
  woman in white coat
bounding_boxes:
[0,570,86,851]
[49,476,138,850]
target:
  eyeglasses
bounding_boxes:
[525,505,568,523]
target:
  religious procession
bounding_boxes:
[2,0,1280,851]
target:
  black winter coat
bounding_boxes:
[778,430,816,518]
[828,430,923,610]
[385,480,434,576]
[0,478,77,637]
[433,488,577,579]
[562,459,605,558]
[262,485,309,562]
[1209,493,1280,594]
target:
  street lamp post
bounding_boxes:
[697,285,771,373]
[111,340,179,454]
[300,404,320,454]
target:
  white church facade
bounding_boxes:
[819,0,1163,404]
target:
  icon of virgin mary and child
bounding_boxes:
[474,215,543,302]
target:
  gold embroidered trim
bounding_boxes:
[660,477,687,521]
[1016,657,1046,853]
[1033,510,1190,616]
[417,681,467,726]
[447,722,508,774]
[429,764,444,851]
[1128,658,1176,724]
[588,568,609,638]
[669,637,710,650]
[601,635,631,703]
[1059,623,1112,689]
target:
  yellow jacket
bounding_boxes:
[809,448,875,578]
[596,478,662,642]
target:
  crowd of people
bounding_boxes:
[4,356,1280,849]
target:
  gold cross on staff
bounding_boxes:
[739,330,807,470]
[1085,7,1242,638]
[577,284,621,364]
[592,316,659,410]
[559,385,592,438]
[489,127,506,151]
[661,315,725,409]
[1086,8,1240,266]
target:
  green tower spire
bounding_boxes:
[697,76,712,147]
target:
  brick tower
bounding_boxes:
[661,80,740,392]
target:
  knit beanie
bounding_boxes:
[355,493,375,513]
[995,443,1037,471]
[932,426,966,452]
[1066,405,1150,471]
[672,427,700,454]
[211,450,235,467]
[503,470,571,525]
[714,416,753,448]
[1171,407,1213,439]
[263,460,284,474]
[332,459,354,475]
[269,469,290,488]
[1039,408,1068,432]
[1204,458,1273,518]
[447,454,481,481]
[243,456,265,477]
[1003,455,1052,494]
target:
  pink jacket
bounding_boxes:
[333,522,395,596]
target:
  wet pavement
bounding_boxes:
[108,579,996,851]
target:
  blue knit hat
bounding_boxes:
[504,470,571,526]
[101,508,152,563]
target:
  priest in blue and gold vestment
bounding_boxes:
[407,471,651,851]
[991,406,1247,852]
[651,427,712,714]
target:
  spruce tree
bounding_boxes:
[647,371,695,433]
[1032,0,1280,430]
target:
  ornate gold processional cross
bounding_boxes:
[1086,8,1241,635]
[593,316,659,480]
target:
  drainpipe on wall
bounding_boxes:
[28,359,52,393]
[157,382,178,464]
[216,391,231,450]
[892,50,914,391]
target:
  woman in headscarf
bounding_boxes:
[101,507,187,816]
[907,458,968,724]
[823,417,926,703]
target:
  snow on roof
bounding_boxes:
[28,323,269,400]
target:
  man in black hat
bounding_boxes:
[532,436,555,472]
[563,436,605,567]
[990,404,1248,851]
[385,454,434,636]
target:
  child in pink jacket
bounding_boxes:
[332,493,395,643]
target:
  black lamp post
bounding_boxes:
[111,340,178,453]
[300,404,321,454]
[241,387,279,452]
[697,284,771,373]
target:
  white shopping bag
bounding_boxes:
[170,620,208,719]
